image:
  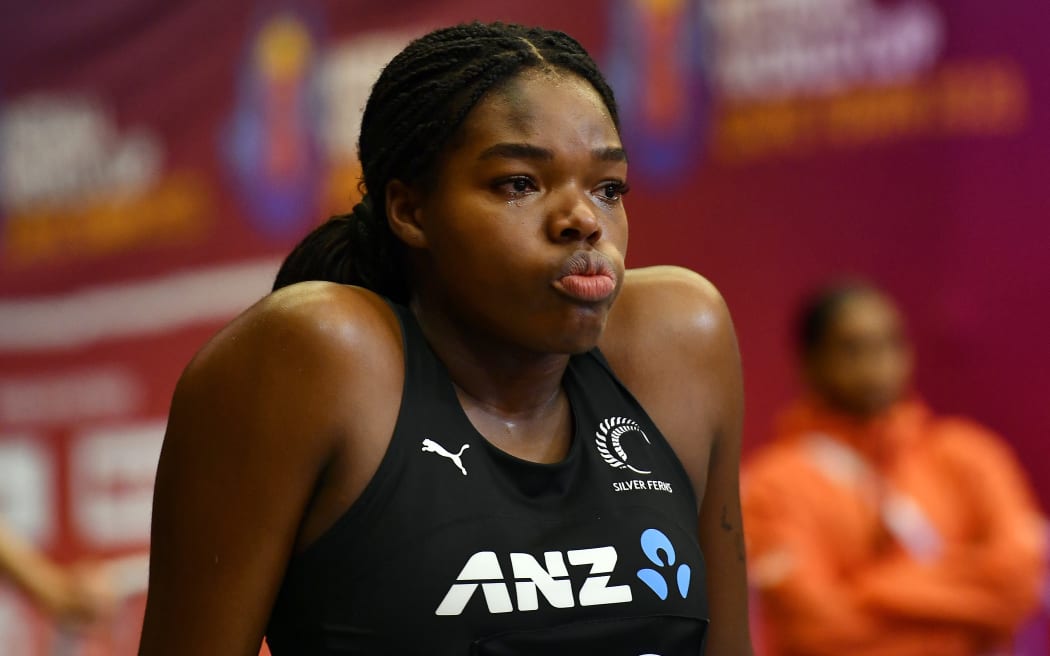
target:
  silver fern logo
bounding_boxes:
[595,417,652,475]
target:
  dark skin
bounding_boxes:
[804,291,914,418]
[139,70,751,655]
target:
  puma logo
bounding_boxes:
[421,438,470,476]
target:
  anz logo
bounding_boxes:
[435,529,690,616]
[637,528,691,600]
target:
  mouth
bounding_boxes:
[552,251,619,303]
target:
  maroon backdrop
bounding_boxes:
[1,1,1047,652]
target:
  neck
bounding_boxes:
[410,297,572,417]
[410,297,576,463]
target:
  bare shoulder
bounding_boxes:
[188,281,399,378]
[602,265,735,365]
[601,266,743,503]
[169,281,404,466]
[606,269,751,654]
[143,283,405,654]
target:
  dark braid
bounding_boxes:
[272,213,355,292]
[274,21,620,301]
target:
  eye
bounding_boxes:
[597,181,631,203]
[496,176,537,199]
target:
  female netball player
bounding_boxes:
[139,21,752,656]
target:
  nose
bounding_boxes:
[547,186,602,244]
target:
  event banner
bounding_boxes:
[1,1,1046,652]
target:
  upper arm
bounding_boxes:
[681,275,752,656]
[922,424,1047,621]
[138,284,391,655]
[742,459,889,652]
[944,422,1046,546]
[605,267,752,654]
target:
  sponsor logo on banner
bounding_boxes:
[0,437,54,544]
[315,30,415,216]
[223,10,325,239]
[604,0,712,183]
[0,95,211,268]
[0,368,140,426]
[70,421,164,548]
[226,26,416,225]
[703,0,946,101]
[700,0,1030,161]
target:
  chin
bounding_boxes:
[559,336,602,355]
[527,316,604,355]
[502,301,610,355]
[853,397,896,418]
[562,307,609,350]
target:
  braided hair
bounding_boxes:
[274,21,620,300]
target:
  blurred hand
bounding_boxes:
[41,561,117,626]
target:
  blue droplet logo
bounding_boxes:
[636,528,691,599]
[637,567,669,600]
[677,563,691,598]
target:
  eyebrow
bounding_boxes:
[478,143,554,162]
[594,146,628,163]
[478,142,628,163]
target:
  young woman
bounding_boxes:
[139,22,751,655]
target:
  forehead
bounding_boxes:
[829,293,903,336]
[453,69,620,152]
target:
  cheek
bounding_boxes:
[886,354,913,389]
[433,188,539,238]
[610,211,629,250]
[424,213,544,294]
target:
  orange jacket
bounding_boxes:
[743,398,1047,656]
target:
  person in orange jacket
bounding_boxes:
[743,281,1047,656]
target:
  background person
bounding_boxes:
[743,281,1046,656]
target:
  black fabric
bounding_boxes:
[266,302,709,654]
[472,616,707,655]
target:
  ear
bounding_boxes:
[385,179,428,249]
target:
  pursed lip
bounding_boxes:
[552,250,619,302]
[557,250,617,279]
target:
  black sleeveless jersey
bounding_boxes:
[266,302,709,655]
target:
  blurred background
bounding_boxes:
[0,0,1047,652]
